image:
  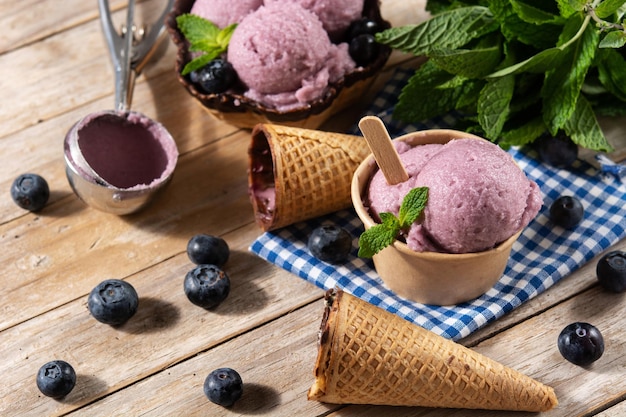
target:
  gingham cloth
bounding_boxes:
[250,67,626,341]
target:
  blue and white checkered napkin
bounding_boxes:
[250,67,626,341]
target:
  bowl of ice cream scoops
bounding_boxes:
[166,0,391,129]
[352,129,543,306]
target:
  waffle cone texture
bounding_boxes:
[248,124,371,231]
[308,290,558,412]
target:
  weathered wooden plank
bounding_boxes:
[0,222,324,416]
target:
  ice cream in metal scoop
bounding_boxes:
[64,0,178,215]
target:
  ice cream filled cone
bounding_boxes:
[308,289,558,412]
[248,124,371,231]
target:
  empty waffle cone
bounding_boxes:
[248,124,371,231]
[308,289,558,412]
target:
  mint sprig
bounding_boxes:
[376,1,626,152]
[176,14,237,75]
[358,187,428,258]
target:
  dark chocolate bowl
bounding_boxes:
[166,0,391,129]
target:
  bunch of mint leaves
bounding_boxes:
[375,0,626,152]
[176,14,236,76]
[358,187,428,258]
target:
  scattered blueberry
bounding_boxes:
[347,17,382,39]
[87,279,139,326]
[308,225,352,263]
[596,250,626,293]
[557,322,604,366]
[190,59,237,94]
[184,264,230,309]
[349,34,380,67]
[36,360,76,398]
[549,195,584,228]
[204,367,243,407]
[535,133,578,168]
[11,173,50,212]
[187,234,230,267]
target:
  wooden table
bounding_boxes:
[2,1,625,416]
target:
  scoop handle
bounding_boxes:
[358,116,409,185]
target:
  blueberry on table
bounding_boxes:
[308,225,353,264]
[36,360,76,398]
[549,196,584,229]
[349,34,380,67]
[187,234,230,267]
[558,322,604,367]
[10,173,50,212]
[189,59,238,94]
[204,368,243,407]
[184,265,230,309]
[597,250,626,293]
[535,133,578,168]
[87,279,139,326]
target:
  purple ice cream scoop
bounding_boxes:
[367,138,543,254]
[263,0,364,39]
[226,2,355,111]
[190,0,262,28]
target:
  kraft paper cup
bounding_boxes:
[351,129,522,306]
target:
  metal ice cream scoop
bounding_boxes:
[64,0,178,215]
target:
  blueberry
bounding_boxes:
[190,59,237,94]
[187,234,230,267]
[308,225,352,263]
[87,279,139,325]
[549,196,583,229]
[557,322,604,366]
[347,18,382,39]
[11,173,50,212]
[204,367,243,407]
[535,133,578,168]
[36,360,76,398]
[597,250,626,293]
[184,264,230,309]
[349,34,380,67]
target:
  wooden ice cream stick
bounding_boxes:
[358,116,409,185]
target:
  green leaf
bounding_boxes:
[358,188,429,258]
[375,6,497,56]
[486,47,564,77]
[595,0,626,19]
[599,30,626,48]
[489,0,562,49]
[541,14,598,135]
[499,116,547,147]
[429,42,502,77]
[477,74,515,139]
[510,0,565,24]
[398,187,429,227]
[176,14,237,76]
[177,14,220,46]
[563,94,613,152]
[596,48,626,101]
[357,214,400,258]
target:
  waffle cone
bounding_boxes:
[248,124,371,231]
[308,290,558,412]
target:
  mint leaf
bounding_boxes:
[595,0,626,19]
[176,14,237,76]
[564,94,613,152]
[358,188,429,258]
[541,14,598,135]
[478,74,515,140]
[597,48,626,100]
[510,0,565,25]
[429,41,502,78]
[375,6,497,56]
[358,213,400,258]
[500,116,547,147]
[398,187,428,227]
[599,30,626,48]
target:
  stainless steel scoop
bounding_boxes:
[64,0,178,215]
